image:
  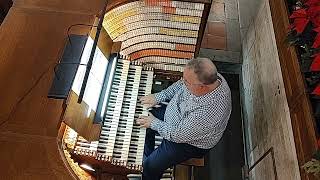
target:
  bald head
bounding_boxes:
[186,58,218,85]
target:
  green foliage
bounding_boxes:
[302,159,320,177]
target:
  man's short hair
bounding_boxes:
[186,58,218,85]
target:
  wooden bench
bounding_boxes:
[181,158,204,166]
[178,158,205,180]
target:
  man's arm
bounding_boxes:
[150,105,229,144]
[154,80,183,103]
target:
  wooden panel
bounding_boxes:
[268,0,305,103]
[181,158,204,166]
[111,42,122,53]
[63,22,113,141]
[175,165,190,180]
[195,3,211,56]
[0,0,105,179]
[90,25,113,59]
[0,7,95,136]
[268,0,317,179]
[63,91,101,141]
[291,97,318,180]
[0,131,78,179]
[13,0,105,15]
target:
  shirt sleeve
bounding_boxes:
[154,80,183,103]
[150,106,228,144]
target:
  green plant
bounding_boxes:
[302,143,320,178]
[287,0,320,136]
[287,0,320,96]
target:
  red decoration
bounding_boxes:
[289,0,320,96]
[308,5,320,26]
[312,84,320,96]
[290,8,308,18]
[289,1,320,32]
[290,9,310,33]
[305,0,320,7]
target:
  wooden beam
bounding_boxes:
[195,3,211,57]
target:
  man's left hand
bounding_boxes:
[136,113,155,128]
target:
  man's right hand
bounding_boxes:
[140,94,157,108]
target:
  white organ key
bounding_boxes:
[117,65,142,164]
[87,58,155,170]
[111,68,137,163]
[74,137,98,156]
[130,70,154,166]
[98,59,130,159]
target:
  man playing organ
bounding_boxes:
[138,57,232,180]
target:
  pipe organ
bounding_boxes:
[72,56,153,169]
[63,55,183,179]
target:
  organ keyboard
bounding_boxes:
[65,55,182,179]
[73,56,153,171]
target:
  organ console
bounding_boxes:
[62,54,183,179]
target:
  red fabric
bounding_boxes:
[311,53,320,71]
[312,84,320,96]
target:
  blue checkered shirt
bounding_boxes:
[150,73,232,149]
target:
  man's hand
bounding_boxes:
[136,113,156,128]
[140,94,157,108]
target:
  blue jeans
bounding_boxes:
[142,105,209,180]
